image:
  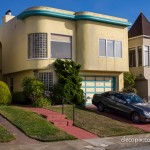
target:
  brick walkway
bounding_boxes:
[26,107,98,139]
[87,105,150,132]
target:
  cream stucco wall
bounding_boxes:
[76,20,129,72]
[0,6,129,92]
[1,15,76,74]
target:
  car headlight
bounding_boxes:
[143,111,150,116]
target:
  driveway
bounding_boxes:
[86,105,150,132]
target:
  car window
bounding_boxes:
[124,94,144,104]
[114,94,126,104]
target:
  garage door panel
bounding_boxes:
[81,76,116,105]
[96,81,104,86]
[96,88,105,93]
[86,82,95,86]
[86,88,95,92]
[86,77,95,81]
[96,77,105,81]
[105,82,113,86]
[105,87,113,91]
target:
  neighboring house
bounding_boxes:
[0,6,130,105]
[129,13,150,101]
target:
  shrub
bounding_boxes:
[52,59,84,105]
[123,72,137,93]
[12,92,31,104]
[32,98,51,108]
[0,81,12,105]
[22,77,45,103]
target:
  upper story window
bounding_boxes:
[138,47,142,66]
[129,49,136,67]
[99,39,122,58]
[144,46,150,66]
[51,34,72,59]
[28,33,47,59]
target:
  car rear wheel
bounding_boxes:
[131,112,140,123]
[97,103,105,112]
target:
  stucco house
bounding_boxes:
[0,6,130,105]
[129,13,150,101]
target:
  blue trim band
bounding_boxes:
[17,10,131,27]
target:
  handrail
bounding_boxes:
[61,98,75,126]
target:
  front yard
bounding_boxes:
[0,106,75,142]
[0,124,15,142]
[50,105,148,137]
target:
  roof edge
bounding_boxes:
[17,9,131,27]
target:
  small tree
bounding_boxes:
[0,81,12,105]
[22,77,45,103]
[123,72,137,93]
[52,59,84,105]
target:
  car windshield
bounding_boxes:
[124,94,144,104]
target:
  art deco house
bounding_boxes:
[0,6,130,105]
[129,13,150,100]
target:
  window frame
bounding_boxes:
[50,33,72,59]
[144,46,150,66]
[99,38,122,58]
[138,46,142,66]
[129,48,136,67]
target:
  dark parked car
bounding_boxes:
[92,91,150,123]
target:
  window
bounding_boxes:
[115,41,122,58]
[99,39,106,56]
[38,72,53,91]
[28,33,47,59]
[51,34,72,59]
[107,40,114,57]
[9,78,14,92]
[138,47,142,66]
[144,46,149,66]
[129,49,136,67]
[99,39,122,58]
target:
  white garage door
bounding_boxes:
[81,76,116,105]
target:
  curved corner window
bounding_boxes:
[51,34,72,59]
[28,33,47,59]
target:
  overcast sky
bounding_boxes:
[0,0,149,26]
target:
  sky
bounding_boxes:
[0,0,150,26]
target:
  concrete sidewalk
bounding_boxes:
[1,131,150,150]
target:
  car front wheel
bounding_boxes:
[131,112,140,123]
[97,103,105,112]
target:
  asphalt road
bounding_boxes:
[119,145,150,150]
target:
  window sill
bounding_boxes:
[99,56,122,59]
[27,58,49,60]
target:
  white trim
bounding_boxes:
[129,35,150,40]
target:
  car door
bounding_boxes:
[114,93,132,115]
[104,93,116,110]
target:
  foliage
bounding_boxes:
[52,59,84,105]
[32,98,51,108]
[0,106,75,141]
[12,91,31,104]
[22,77,45,103]
[123,72,137,93]
[0,81,12,105]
